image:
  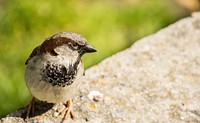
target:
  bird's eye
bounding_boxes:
[68,42,79,50]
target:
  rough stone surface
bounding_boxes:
[1,12,200,123]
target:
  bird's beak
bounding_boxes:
[83,44,97,53]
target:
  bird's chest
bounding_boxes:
[25,55,84,103]
[41,61,78,87]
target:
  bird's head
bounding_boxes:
[25,32,97,65]
[40,32,97,57]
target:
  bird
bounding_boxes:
[24,32,97,120]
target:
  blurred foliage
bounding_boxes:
[0,0,192,117]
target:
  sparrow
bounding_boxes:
[24,32,97,120]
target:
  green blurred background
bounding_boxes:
[0,0,199,118]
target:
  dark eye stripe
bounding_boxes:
[68,42,80,50]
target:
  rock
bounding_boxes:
[1,12,200,123]
[87,90,104,102]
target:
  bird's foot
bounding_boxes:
[61,99,75,121]
[26,97,35,119]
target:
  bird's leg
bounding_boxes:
[26,97,35,119]
[62,99,75,120]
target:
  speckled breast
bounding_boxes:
[41,61,78,87]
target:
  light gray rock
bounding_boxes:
[1,12,200,123]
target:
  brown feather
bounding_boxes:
[40,37,72,54]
